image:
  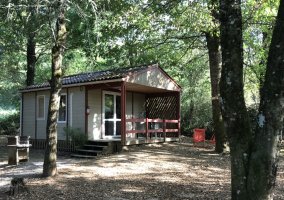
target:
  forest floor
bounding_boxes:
[0,136,283,200]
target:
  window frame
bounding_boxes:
[102,91,121,138]
[37,95,45,120]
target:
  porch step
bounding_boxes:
[70,140,122,159]
[83,144,106,151]
[76,149,102,155]
[86,140,113,146]
[70,154,98,159]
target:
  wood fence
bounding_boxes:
[30,139,76,152]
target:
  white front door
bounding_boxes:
[103,92,121,138]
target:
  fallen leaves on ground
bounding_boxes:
[1,138,283,200]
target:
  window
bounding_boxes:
[37,95,45,120]
[58,94,67,122]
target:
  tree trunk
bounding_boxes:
[219,0,252,199]
[26,32,36,86]
[43,3,67,177]
[26,5,36,87]
[188,100,194,126]
[259,31,269,90]
[219,0,284,199]
[247,1,284,199]
[205,31,226,153]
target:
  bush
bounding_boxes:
[63,127,87,147]
[0,112,20,135]
[181,101,213,137]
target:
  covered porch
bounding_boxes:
[123,82,181,145]
[86,79,181,146]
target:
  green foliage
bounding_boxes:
[0,111,20,135]
[0,51,26,108]
[180,68,213,135]
[63,127,87,147]
[242,0,279,105]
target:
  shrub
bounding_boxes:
[181,101,212,137]
[63,127,87,147]
[0,112,20,135]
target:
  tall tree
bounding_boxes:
[43,0,67,177]
[247,0,284,198]
[219,0,283,199]
[219,0,251,198]
[205,31,226,153]
[205,0,226,153]
[26,7,36,86]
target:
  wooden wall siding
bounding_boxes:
[22,93,36,138]
[69,87,85,131]
[33,89,68,140]
[126,92,133,119]
[125,92,146,138]
[87,89,102,140]
[36,90,49,139]
[30,139,75,152]
[22,87,86,141]
[145,94,178,120]
[133,93,145,118]
[126,67,180,91]
[126,92,133,135]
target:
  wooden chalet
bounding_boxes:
[20,64,181,152]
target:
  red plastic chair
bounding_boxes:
[193,128,206,146]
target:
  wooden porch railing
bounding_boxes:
[125,118,180,141]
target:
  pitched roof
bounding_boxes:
[21,64,155,91]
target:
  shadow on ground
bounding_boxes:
[0,142,283,200]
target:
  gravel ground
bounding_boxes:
[0,137,283,200]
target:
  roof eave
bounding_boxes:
[20,78,124,93]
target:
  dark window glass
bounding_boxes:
[105,121,114,136]
[116,96,121,119]
[58,95,66,122]
[105,94,114,119]
[116,121,121,136]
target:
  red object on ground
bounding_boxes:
[193,129,206,143]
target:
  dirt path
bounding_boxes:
[0,140,283,200]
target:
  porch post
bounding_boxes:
[163,119,166,142]
[121,81,126,146]
[85,87,88,137]
[146,118,149,141]
[177,91,181,140]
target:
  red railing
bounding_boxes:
[125,118,180,140]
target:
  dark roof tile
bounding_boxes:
[22,64,154,91]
